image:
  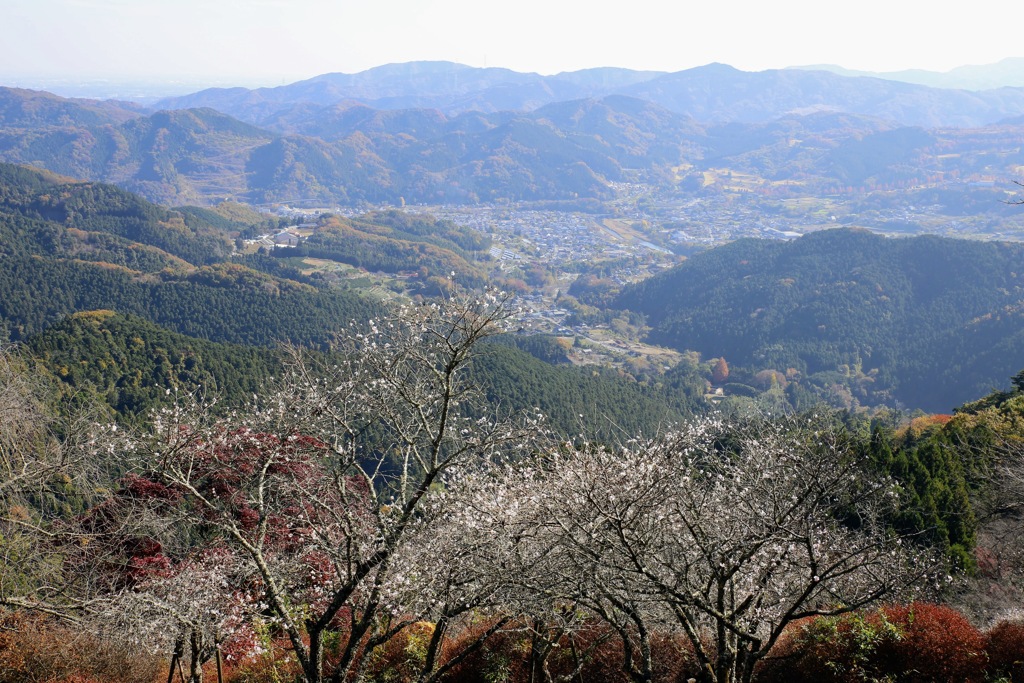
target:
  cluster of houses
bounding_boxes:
[246,223,316,250]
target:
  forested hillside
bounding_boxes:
[0,102,274,205]
[615,228,1024,411]
[0,163,709,438]
[24,311,283,417]
[285,210,491,288]
[0,164,385,344]
[475,337,706,437]
[0,163,234,264]
[18,310,705,437]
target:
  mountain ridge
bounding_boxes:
[152,61,1024,129]
[789,57,1024,91]
[7,73,1024,208]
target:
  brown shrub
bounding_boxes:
[648,631,701,683]
[437,618,531,683]
[0,611,163,683]
[544,621,628,683]
[753,617,816,683]
[874,603,987,682]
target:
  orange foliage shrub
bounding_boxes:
[872,603,987,682]
[0,612,162,683]
[711,358,729,384]
[904,414,954,437]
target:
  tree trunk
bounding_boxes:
[528,619,556,683]
[735,643,761,683]
[215,640,224,683]
[713,581,735,683]
[302,626,324,683]
[167,639,183,683]
[637,621,654,683]
[188,629,204,683]
[417,614,449,683]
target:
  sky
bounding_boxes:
[4,0,1024,90]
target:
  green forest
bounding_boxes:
[615,228,1024,412]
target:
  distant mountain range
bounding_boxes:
[0,87,144,126]
[789,57,1024,91]
[6,62,1024,206]
[155,61,1024,128]
[0,84,710,205]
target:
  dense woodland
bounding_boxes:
[17,310,704,440]
[615,228,1024,412]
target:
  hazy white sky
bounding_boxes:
[4,0,1023,86]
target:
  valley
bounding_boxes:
[220,180,1024,416]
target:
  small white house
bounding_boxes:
[273,231,301,247]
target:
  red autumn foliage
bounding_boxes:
[175,426,375,557]
[986,619,1024,682]
[60,468,193,592]
[872,603,987,682]
[118,473,181,504]
[123,553,172,584]
[437,618,699,683]
[759,603,987,683]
